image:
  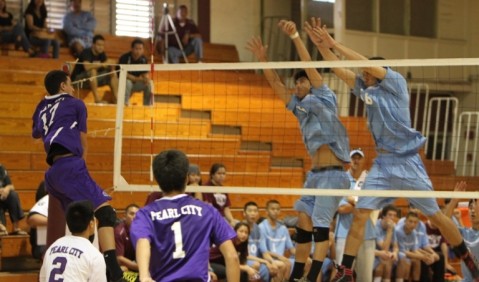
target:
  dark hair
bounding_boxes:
[406,211,419,219]
[234,222,249,264]
[294,70,309,82]
[0,164,6,181]
[368,56,386,60]
[93,34,105,44]
[44,70,69,95]
[25,0,47,21]
[1,0,6,13]
[125,203,139,213]
[131,38,144,48]
[178,4,187,11]
[235,221,250,233]
[381,204,398,218]
[243,201,258,211]
[152,150,189,193]
[209,163,226,176]
[266,199,280,208]
[66,200,94,234]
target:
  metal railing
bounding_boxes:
[454,112,479,176]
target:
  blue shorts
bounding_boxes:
[356,153,440,216]
[45,156,112,211]
[294,169,350,227]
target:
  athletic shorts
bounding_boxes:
[294,169,350,227]
[356,153,440,216]
[45,156,111,210]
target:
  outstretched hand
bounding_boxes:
[278,20,297,37]
[246,36,268,62]
[453,181,467,192]
[304,17,336,49]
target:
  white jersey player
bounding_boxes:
[40,200,106,282]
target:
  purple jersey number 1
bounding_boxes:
[49,256,68,282]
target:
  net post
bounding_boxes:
[113,66,128,188]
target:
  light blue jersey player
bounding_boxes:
[247,19,351,282]
[306,18,479,281]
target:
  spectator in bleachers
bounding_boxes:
[156,4,203,63]
[210,222,261,281]
[243,201,278,282]
[63,0,96,58]
[444,181,479,282]
[373,205,399,282]
[424,219,447,282]
[0,0,36,57]
[335,148,376,282]
[118,38,152,106]
[71,34,119,104]
[24,0,60,58]
[27,181,48,259]
[0,164,27,236]
[203,163,238,226]
[115,204,139,274]
[258,199,294,281]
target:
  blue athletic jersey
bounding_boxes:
[353,69,426,155]
[32,93,87,157]
[258,220,294,256]
[248,223,267,257]
[395,225,418,255]
[130,194,236,282]
[287,85,350,162]
[459,227,479,282]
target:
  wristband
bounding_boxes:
[290,32,299,39]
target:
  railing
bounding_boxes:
[424,97,458,161]
[454,112,479,176]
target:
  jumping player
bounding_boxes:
[32,70,124,282]
[247,20,351,282]
[304,18,479,281]
[130,149,240,282]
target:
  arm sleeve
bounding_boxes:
[32,104,43,139]
[130,209,154,247]
[224,194,231,208]
[286,95,298,112]
[90,253,108,282]
[284,227,294,250]
[211,207,236,247]
[114,226,125,256]
[257,224,269,254]
[378,68,407,98]
[352,75,366,98]
[39,259,47,281]
[76,101,88,133]
[83,12,96,31]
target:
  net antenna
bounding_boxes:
[157,2,188,64]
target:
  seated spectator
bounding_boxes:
[0,164,27,236]
[202,163,238,226]
[373,205,399,282]
[63,0,96,58]
[71,34,119,104]
[27,181,48,259]
[0,0,36,57]
[115,204,139,274]
[258,200,294,281]
[118,38,152,106]
[156,4,203,63]
[243,201,278,281]
[24,0,60,58]
[210,222,261,281]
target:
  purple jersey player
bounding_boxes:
[32,70,125,282]
[130,150,240,282]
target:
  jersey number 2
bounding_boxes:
[171,221,186,259]
[49,256,67,282]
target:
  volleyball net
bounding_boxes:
[109,58,479,200]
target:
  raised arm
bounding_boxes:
[246,36,291,105]
[443,181,467,218]
[304,18,356,88]
[278,20,322,88]
[311,19,386,80]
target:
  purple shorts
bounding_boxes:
[45,156,111,211]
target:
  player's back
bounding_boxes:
[131,194,235,282]
[32,94,87,158]
[39,235,106,282]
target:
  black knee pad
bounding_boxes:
[295,227,313,244]
[313,227,330,243]
[94,205,117,228]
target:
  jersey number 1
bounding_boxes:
[171,221,186,259]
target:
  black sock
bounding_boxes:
[342,254,355,269]
[290,262,306,281]
[307,260,323,282]
[452,240,469,257]
[104,249,123,281]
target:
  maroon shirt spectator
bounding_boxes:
[115,204,139,271]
